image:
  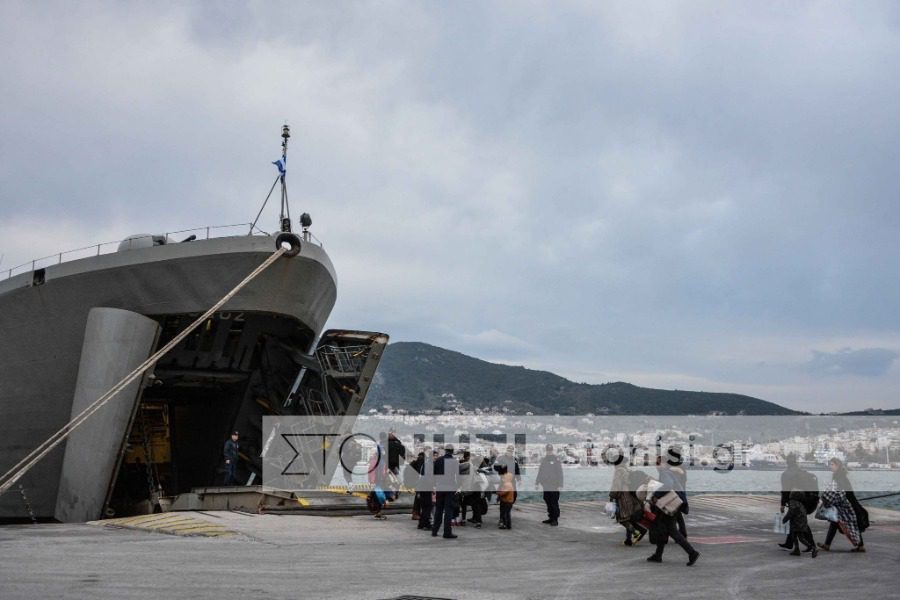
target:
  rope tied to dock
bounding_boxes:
[0,245,290,498]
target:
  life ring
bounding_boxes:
[275,232,302,257]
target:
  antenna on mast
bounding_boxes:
[249,123,301,236]
[279,123,292,232]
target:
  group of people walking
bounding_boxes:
[605,450,871,567]
[367,437,563,538]
[361,433,873,567]
[607,447,699,566]
[778,454,869,555]
[406,443,524,537]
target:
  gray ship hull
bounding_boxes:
[0,234,361,521]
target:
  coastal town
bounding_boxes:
[364,397,900,472]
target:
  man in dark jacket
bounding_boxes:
[412,448,433,530]
[431,445,460,539]
[223,431,239,485]
[387,431,407,474]
[493,446,521,481]
[779,454,818,550]
[535,444,564,526]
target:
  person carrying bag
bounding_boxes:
[645,457,699,567]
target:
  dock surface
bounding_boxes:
[1,495,898,600]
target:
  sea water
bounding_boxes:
[336,465,900,509]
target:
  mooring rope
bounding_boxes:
[857,491,900,502]
[0,246,288,497]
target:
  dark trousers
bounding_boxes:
[224,461,237,485]
[789,527,815,550]
[653,513,695,557]
[825,522,862,546]
[463,493,483,523]
[417,491,433,528]
[432,492,454,536]
[499,502,513,528]
[543,491,560,522]
[622,512,647,541]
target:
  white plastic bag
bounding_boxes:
[815,505,839,523]
[645,479,664,495]
[604,501,618,520]
[773,513,788,534]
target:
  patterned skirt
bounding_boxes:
[822,488,860,546]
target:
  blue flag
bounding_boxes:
[272,156,286,175]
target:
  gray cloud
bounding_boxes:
[2,1,899,412]
[808,348,899,378]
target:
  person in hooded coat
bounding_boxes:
[609,463,647,545]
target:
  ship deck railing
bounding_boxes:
[2,223,323,282]
[316,344,371,376]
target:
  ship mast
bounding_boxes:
[249,124,295,235]
[279,124,292,233]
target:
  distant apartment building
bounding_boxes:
[781,440,812,457]
[814,448,846,463]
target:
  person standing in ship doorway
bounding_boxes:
[223,431,240,486]
[387,430,408,476]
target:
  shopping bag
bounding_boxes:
[815,505,838,523]
[604,501,618,519]
[773,513,788,534]
[656,490,683,516]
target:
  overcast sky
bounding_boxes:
[1,2,898,412]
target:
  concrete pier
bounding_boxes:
[1,495,897,600]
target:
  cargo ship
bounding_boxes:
[0,126,387,522]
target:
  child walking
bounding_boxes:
[497,466,516,530]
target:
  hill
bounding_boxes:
[366,342,797,415]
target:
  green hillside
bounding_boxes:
[366,341,797,415]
